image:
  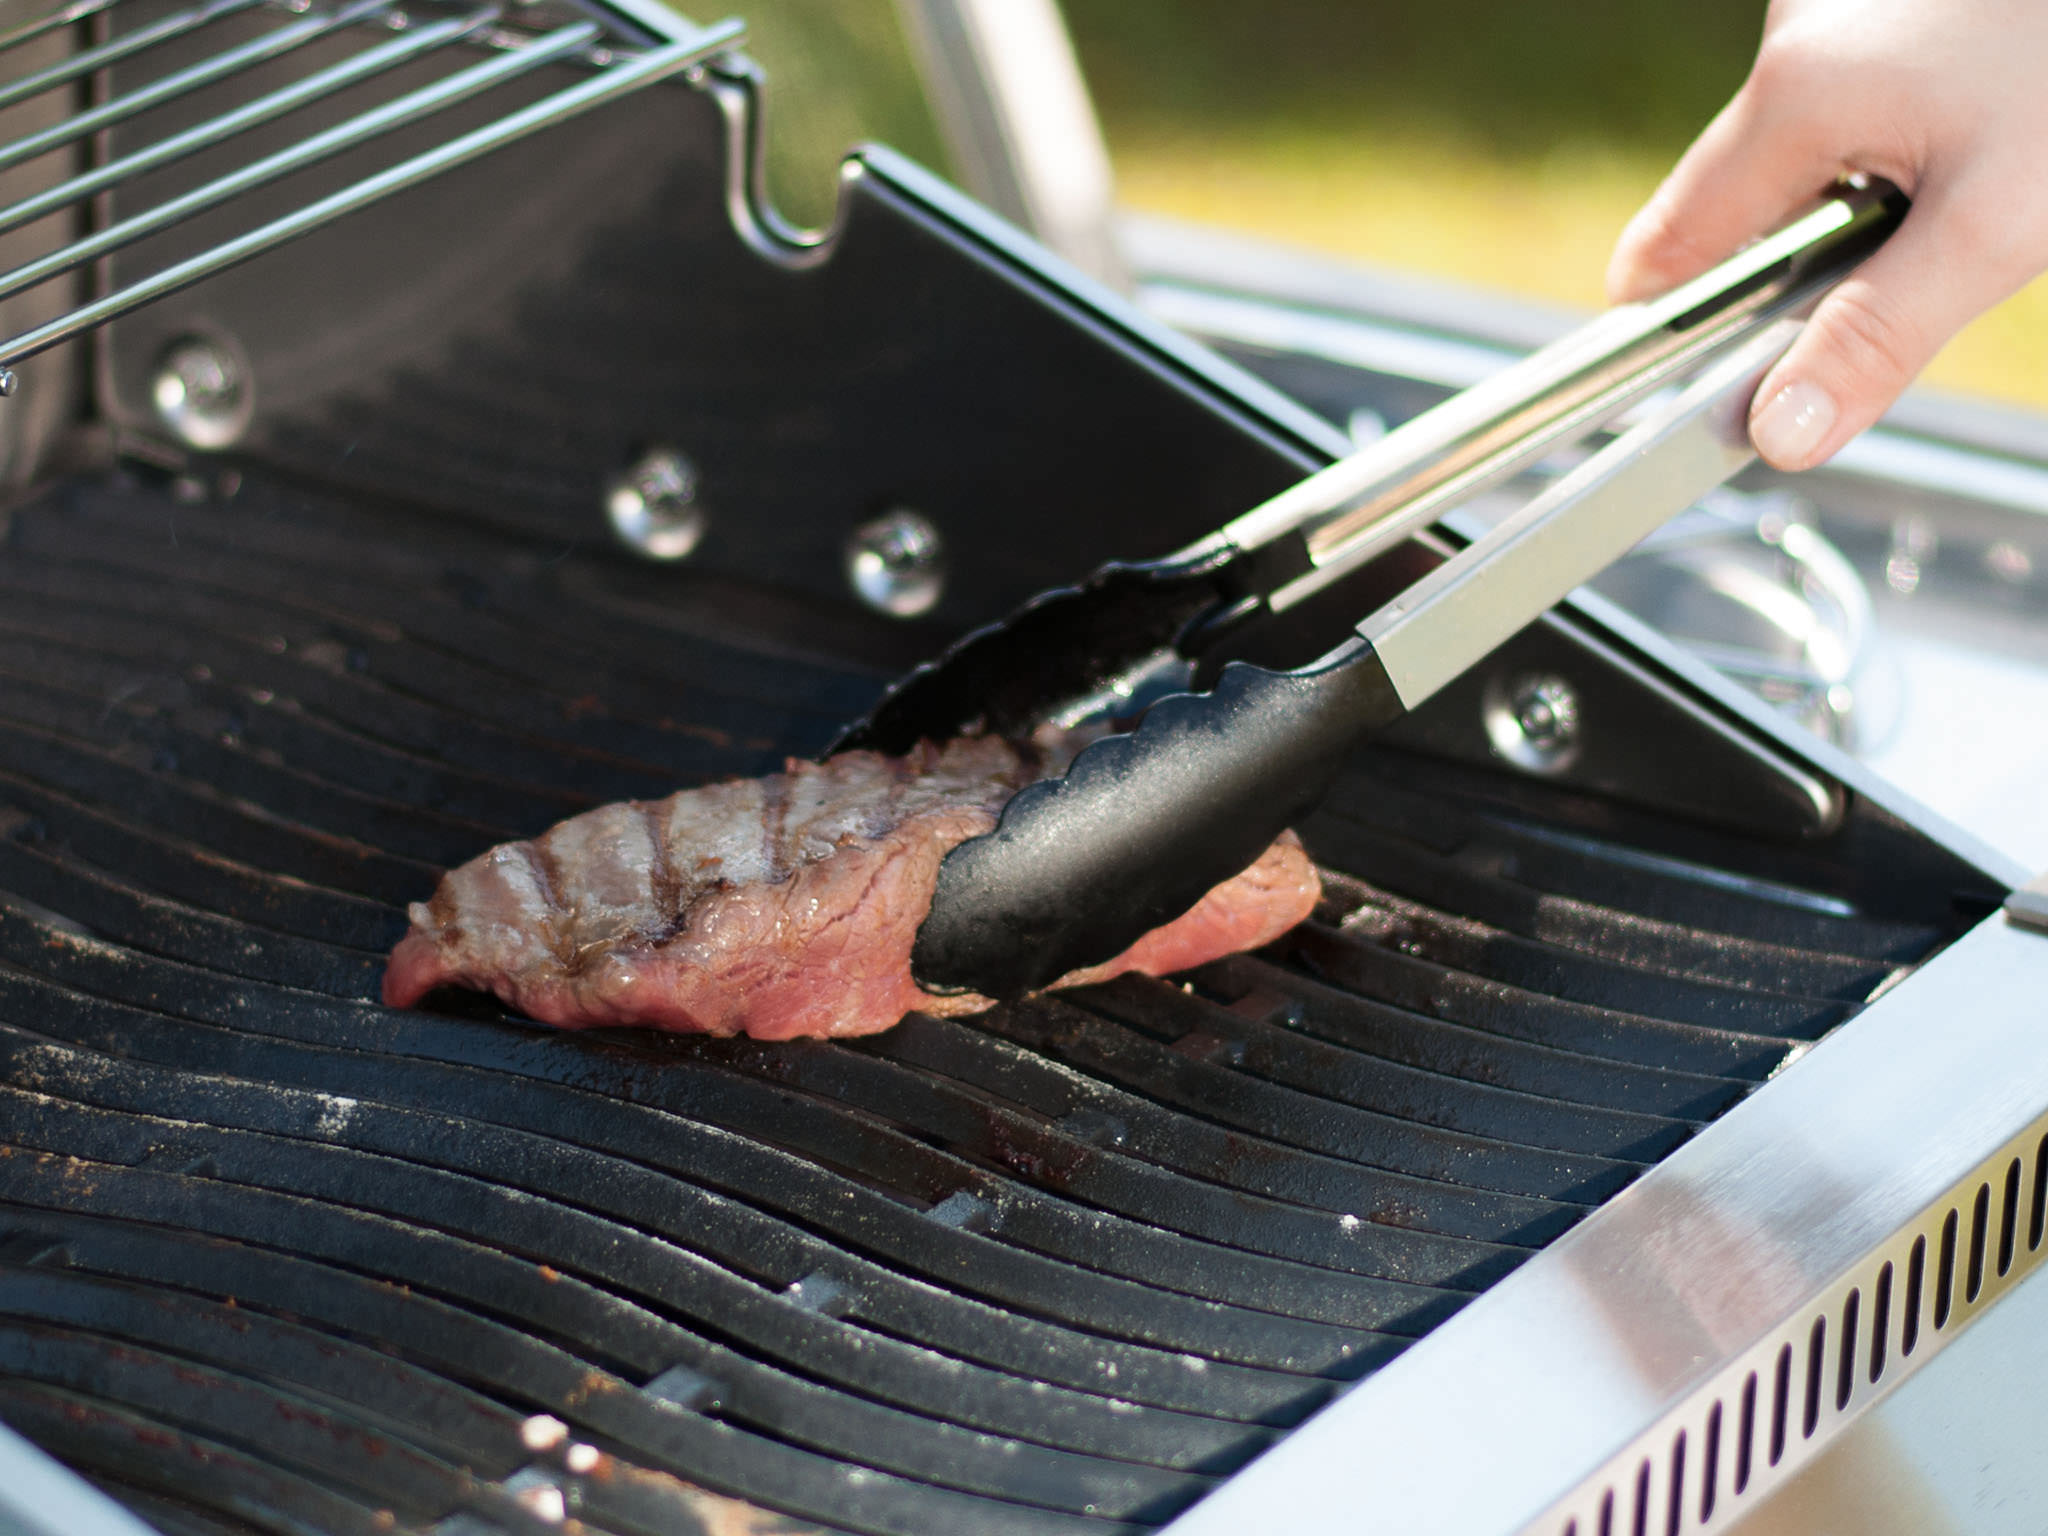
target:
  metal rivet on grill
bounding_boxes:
[151,336,253,450]
[846,508,944,617]
[1483,671,1582,774]
[605,448,704,560]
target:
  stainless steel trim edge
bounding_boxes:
[0,1417,163,1536]
[2008,872,2048,934]
[1362,323,1791,708]
[1163,911,2048,1536]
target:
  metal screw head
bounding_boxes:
[605,448,704,561]
[1483,672,1581,774]
[846,509,944,618]
[152,337,251,450]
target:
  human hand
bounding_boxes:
[1607,0,2048,470]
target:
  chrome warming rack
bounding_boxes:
[0,0,741,392]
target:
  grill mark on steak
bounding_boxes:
[522,838,569,964]
[760,775,792,885]
[641,798,683,940]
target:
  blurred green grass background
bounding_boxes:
[735,0,2048,409]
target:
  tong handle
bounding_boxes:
[1209,182,1904,614]
[1363,318,1799,709]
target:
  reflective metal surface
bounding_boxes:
[1483,670,1581,773]
[1166,912,2048,1536]
[149,333,252,448]
[1594,494,1875,752]
[605,445,706,560]
[2007,871,2048,934]
[1220,189,1900,607]
[1364,323,1792,709]
[846,506,946,616]
[0,1418,163,1536]
[1723,1258,2048,1536]
[894,0,1125,285]
[0,7,504,244]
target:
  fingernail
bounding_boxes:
[1750,380,1838,469]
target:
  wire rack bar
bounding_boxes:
[0,0,392,178]
[0,0,265,115]
[0,0,745,384]
[0,15,742,368]
[0,18,603,309]
[0,4,500,242]
[0,0,125,59]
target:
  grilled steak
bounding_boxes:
[383,734,1321,1038]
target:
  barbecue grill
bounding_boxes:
[0,3,2044,1534]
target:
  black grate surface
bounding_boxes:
[0,471,1961,1535]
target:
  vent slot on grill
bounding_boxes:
[0,0,739,382]
[1544,1115,2048,1536]
[0,472,1985,1535]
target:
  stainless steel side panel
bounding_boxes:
[1167,911,2048,1536]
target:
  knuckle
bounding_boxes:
[1620,190,1719,283]
[1744,35,1806,97]
[1737,43,1845,160]
[1744,23,1840,101]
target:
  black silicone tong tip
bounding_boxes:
[911,643,1404,999]
[832,549,1240,757]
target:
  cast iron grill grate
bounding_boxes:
[0,0,739,378]
[0,470,1960,1534]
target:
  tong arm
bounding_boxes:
[1213,183,1901,613]
[1363,319,1797,709]
[912,320,1803,998]
[837,185,1901,757]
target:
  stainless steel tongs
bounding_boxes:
[834,182,1906,1000]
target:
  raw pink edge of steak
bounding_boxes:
[383,820,1321,1041]
[1052,831,1320,992]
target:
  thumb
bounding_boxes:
[1748,191,2007,469]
